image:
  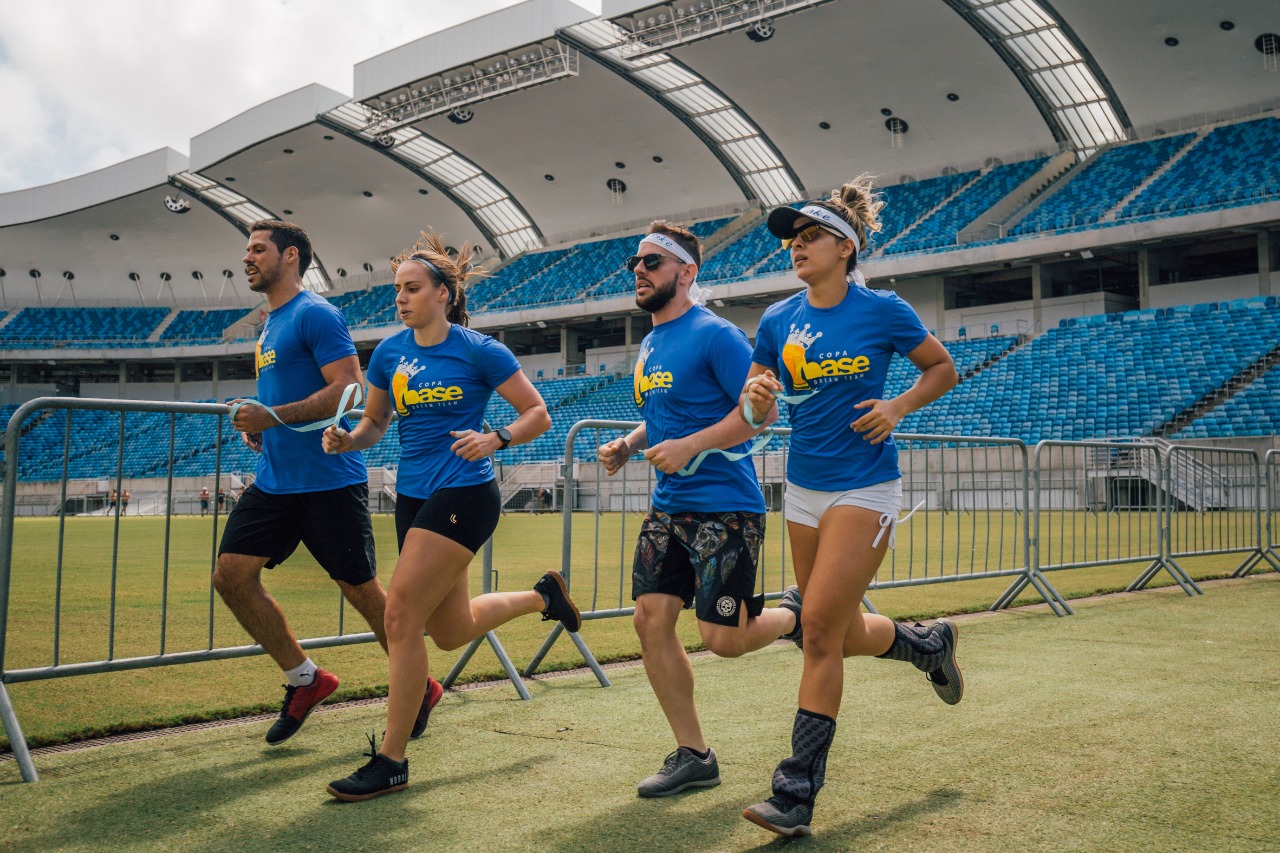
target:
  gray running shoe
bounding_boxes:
[636,747,721,798]
[777,585,803,649]
[743,795,813,837]
[926,618,964,705]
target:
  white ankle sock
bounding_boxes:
[284,658,317,687]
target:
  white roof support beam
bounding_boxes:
[322,104,543,258]
[560,18,803,206]
[169,171,333,293]
[944,0,1132,152]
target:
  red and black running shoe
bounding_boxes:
[410,676,444,739]
[265,668,339,745]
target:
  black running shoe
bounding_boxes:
[636,747,721,798]
[743,795,814,837]
[778,585,803,649]
[265,668,339,745]
[327,733,410,802]
[926,618,963,705]
[534,571,582,632]
[410,676,444,739]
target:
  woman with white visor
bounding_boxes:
[738,177,961,838]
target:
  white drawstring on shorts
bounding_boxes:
[872,499,925,549]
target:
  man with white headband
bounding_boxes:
[597,220,803,799]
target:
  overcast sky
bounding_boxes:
[0,0,599,193]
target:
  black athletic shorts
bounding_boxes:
[632,510,765,627]
[218,483,376,585]
[395,479,501,554]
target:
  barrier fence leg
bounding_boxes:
[524,625,610,688]
[0,681,38,782]
[991,571,1072,616]
[1232,549,1280,577]
[1162,558,1204,596]
[861,595,879,615]
[442,632,530,700]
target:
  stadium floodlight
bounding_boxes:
[610,0,835,58]
[355,38,579,136]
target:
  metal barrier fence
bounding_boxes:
[3,404,1276,783]
[0,397,569,782]
[1267,450,1280,568]
[526,418,1073,678]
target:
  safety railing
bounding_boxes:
[0,397,555,783]
[1161,445,1277,579]
[1265,450,1280,569]
[1030,440,1194,597]
[4,404,1275,784]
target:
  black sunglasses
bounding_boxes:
[625,253,677,272]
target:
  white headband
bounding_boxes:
[797,205,861,255]
[637,233,697,267]
[637,233,710,306]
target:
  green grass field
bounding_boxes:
[1,575,1276,851]
[0,510,1267,750]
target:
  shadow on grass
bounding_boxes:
[536,784,964,853]
[4,744,554,852]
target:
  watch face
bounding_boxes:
[497,428,512,448]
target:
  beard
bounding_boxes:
[635,275,677,314]
[246,264,280,293]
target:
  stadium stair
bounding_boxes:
[1100,130,1206,223]
[1152,340,1280,438]
[147,309,182,343]
[956,151,1076,244]
[875,171,984,256]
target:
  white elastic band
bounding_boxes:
[872,499,926,549]
[639,233,706,305]
[638,233,696,267]
[798,205,861,254]
[851,269,866,287]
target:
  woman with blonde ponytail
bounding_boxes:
[739,178,961,837]
[322,230,579,802]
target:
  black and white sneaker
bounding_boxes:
[926,618,963,705]
[534,571,582,632]
[326,733,409,802]
[743,795,814,837]
[636,747,721,798]
[778,585,803,649]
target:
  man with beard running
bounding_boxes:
[215,220,442,747]
[597,221,803,799]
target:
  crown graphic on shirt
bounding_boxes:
[785,323,823,350]
[395,357,426,379]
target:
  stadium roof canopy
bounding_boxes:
[1,0,1277,307]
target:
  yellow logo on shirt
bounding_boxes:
[632,344,672,408]
[782,323,870,389]
[391,357,462,415]
[254,328,275,378]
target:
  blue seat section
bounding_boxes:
[1118,118,1280,222]
[900,301,1280,441]
[587,216,737,299]
[701,219,785,283]
[868,172,977,253]
[1009,133,1195,236]
[159,308,249,345]
[1173,364,1280,439]
[886,158,1048,255]
[489,234,641,311]
[328,285,398,329]
[0,307,170,349]
[468,249,571,312]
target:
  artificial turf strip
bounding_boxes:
[1,575,1275,852]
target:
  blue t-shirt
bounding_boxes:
[634,305,765,514]
[752,284,929,491]
[253,290,367,494]
[367,325,521,500]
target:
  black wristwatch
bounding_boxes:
[495,427,512,450]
